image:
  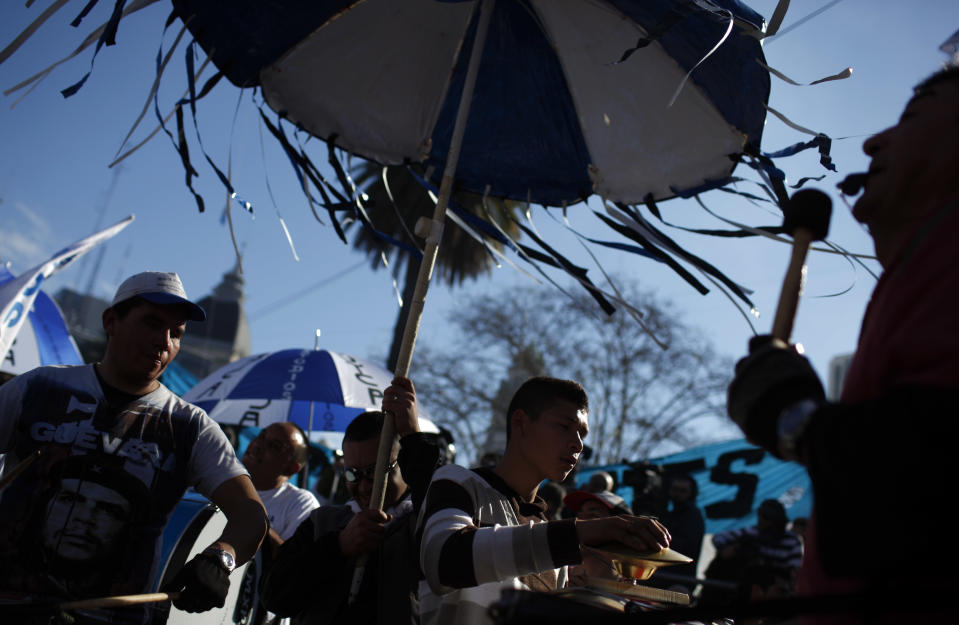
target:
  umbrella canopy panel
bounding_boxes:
[183,348,434,435]
[173,0,770,206]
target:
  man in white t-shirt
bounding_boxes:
[242,422,319,546]
[0,271,268,624]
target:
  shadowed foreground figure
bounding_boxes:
[727,66,959,624]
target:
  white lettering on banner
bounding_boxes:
[2,273,45,330]
[281,351,310,400]
[29,420,164,468]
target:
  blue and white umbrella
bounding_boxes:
[173,0,771,206]
[0,266,82,376]
[182,348,437,445]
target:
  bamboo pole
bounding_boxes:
[348,0,497,604]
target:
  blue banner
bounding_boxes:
[576,438,812,534]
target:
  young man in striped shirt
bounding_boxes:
[418,376,671,625]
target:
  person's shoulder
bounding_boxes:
[423,464,500,516]
[431,463,492,488]
[289,482,320,506]
[1,364,92,396]
[16,364,89,383]
[308,502,355,529]
[144,383,210,419]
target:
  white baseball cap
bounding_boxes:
[111,271,206,321]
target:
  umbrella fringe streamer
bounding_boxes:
[112,13,190,162]
[2,0,161,105]
[256,107,427,259]
[407,168,624,317]
[60,0,133,98]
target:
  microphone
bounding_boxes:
[837,172,868,196]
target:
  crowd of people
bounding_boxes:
[0,64,957,625]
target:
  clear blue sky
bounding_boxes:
[1,1,957,424]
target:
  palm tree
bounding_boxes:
[350,161,522,371]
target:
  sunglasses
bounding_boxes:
[343,459,398,484]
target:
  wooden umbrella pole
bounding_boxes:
[390,0,497,382]
[348,0,497,605]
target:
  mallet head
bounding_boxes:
[782,189,832,241]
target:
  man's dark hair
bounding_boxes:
[344,411,386,443]
[757,498,788,533]
[505,377,588,443]
[671,473,699,499]
[914,65,959,96]
[111,296,147,320]
[109,296,197,322]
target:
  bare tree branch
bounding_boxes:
[412,277,739,465]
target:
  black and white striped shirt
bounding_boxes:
[418,465,581,625]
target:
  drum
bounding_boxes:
[150,491,265,625]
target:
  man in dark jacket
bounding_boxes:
[260,377,444,625]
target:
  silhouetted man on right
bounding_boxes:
[727,66,959,623]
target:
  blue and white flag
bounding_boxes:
[0,215,134,363]
[0,265,82,375]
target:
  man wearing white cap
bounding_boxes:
[0,271,268,624]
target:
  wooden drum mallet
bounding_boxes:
[771,189,832,342]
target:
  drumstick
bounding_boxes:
[0,449,41,493]
[771,189,832,342]
[58,592,180,610]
